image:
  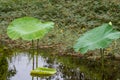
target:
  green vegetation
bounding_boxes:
[7,17,54,41]
[0,53,8,80]
[0,0,120,79]
[0,0,120,52]
[30,67,56,77]
[7,16,55,77]
[74,22,120,53]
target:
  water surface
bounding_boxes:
[0,48,120,80]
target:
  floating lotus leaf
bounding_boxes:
[73,23,120,54]
[7,17,54,41]
[30,67,56,77]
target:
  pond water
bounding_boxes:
[0,48,120,80]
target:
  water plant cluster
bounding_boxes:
[0,0,120,79]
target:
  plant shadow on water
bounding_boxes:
[0,47,120,80]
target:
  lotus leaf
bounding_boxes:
[7,17,54,41]
[30,67,56,77]
[73,23,120,53]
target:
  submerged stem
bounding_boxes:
[32,40,34,49]
[37,39,39,49]
[36,39,39,68]
[32,40,34,80]
[100,48,105,79]
[31,40,35,71]
[100,48,104,66]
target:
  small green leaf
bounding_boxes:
[7,17,54,41]
[73,23,120,54]
[30,67,56,77]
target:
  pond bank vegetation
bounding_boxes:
[0,0,120,60]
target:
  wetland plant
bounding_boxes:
[73,22,120,57]
[7,16,54,41]
[7,16,56,77]
[30,67,57,77]
[7,16,54,49]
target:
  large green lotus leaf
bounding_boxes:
[30,67,56,77]
[73,23,120,54]
[7,17,54,41]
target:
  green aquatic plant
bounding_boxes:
[7,17,54,41]
[30,67,56,77]
[73,22,120,54]
[7,16,54,50]
[7,17,55,77]
[73,22,120,68]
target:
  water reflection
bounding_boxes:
[0,48,120,80]
[0,54,8,80]
[6,50,87,80]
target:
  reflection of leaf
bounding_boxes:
[73,23,120,54]
[30,67,56,77]
[7,17,54,41]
